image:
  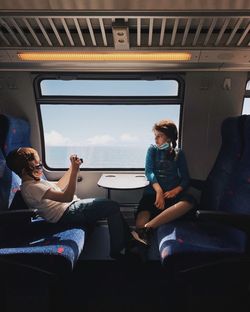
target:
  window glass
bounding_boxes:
[242,98,250,115]
[242,80,250,114]
[40,104,180,169]
[40,79,179,96]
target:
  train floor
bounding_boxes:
[2,257,250,312]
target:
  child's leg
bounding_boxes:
[135,210,151,228]
[135,193,155,228]
[145,200,193,229]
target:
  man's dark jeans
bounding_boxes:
[58,198,131,258]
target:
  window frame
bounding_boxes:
[34,72,185,171]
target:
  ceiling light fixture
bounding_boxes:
[17,52,192,62]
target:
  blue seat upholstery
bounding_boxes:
[220,115,250,215]
[0,114,30,157]
[0,114,27,209]
[0,148,11,211]
[199,116,246,212]
[157,115,250,272]
[0,220,85,273]
[0,114,85,274]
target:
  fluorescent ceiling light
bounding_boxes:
[17,52,192,61]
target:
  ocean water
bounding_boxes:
[46,146,148,169]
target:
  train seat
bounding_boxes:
[157,115,250,276]
[0,114,85,274]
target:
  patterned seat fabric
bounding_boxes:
[157,115,250,270]
[0,114,28,209]
[220,115,250,215]
[0,114,85,273]
[0,148,11,210]
[0,220,85,273]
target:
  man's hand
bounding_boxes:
[70,154,82,171]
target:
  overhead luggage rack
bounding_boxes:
[0,11,249,50]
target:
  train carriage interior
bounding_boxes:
[0,1,250,311]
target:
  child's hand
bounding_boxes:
[154,192,165,210]
[164,186,183,199]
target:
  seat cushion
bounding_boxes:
[157,220,246,270]
[0,219,85,273]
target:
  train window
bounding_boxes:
[36,76,183,170]
[40,80,178,97]
[242,80,250,115]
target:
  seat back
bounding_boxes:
[0,114,30,210]
[220,115,250,215]
[200,115,247,212]
[0,148,11,210]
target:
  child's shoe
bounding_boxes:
[131,230,148,245]
[135,227,153,246]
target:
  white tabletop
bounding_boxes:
[97,173,149,190]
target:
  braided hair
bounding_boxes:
[153,119,178,159]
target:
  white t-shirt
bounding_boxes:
[21,179,79,223]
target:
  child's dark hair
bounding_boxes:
[153,119,178,158]
[6,147,38,178]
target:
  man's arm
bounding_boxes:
[56,155,83,190]
[43,156,81,202]
[56,166,72,190]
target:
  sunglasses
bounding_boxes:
[34,163,43,170]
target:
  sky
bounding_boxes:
[41,104,180,147]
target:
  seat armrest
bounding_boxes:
[190,179,205,191]
[196,210,250,233]
[0,209,38,224]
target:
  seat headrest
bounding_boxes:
[0,114,30,157]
